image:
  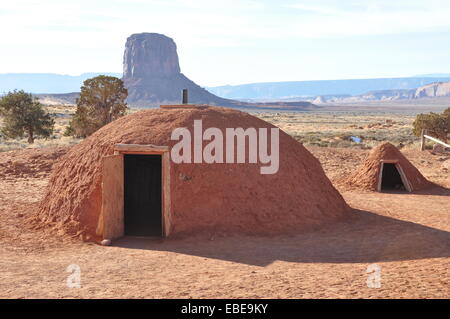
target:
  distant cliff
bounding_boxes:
[414,82,450,98]
[246,81,450,104]
[120,33,314,110]
[207,77,450,100]
[314,81,450,103]
[122,33,234,107]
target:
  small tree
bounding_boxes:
[0,90,54,144]
[66,75,128,137]
[413,107,450,142]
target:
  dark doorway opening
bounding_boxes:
[381,163,406,191]
[124,154,162,236]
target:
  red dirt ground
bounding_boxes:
[0,145,449,298]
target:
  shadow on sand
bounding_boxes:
[114,208,450,267]
[380,185,449,196]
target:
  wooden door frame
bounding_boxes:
[98,154,124,240]
[377,160,412,192]
[111,143,171,237]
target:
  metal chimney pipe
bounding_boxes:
[182,89,188,104]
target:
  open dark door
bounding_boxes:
[381,163,405,191]
[124,154,162,236]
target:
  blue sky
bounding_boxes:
[1,0,450,86]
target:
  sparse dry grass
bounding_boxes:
[0,105,440,152]
[253,111,421,149]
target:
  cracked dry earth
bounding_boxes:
[0,146,449,298]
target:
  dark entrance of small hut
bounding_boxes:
[380,163,406,191]
[124,154,162,236]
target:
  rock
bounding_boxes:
[123,33,180,78]
[415,81,450,98]
[122,33,232,107]
[79,233,92,241]
[432,144,445,153]
[101,239,112,246]
[443,160,450,171]
[313,96,325,104]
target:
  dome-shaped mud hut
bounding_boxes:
[36,106,350,241]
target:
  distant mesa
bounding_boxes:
[207,78,450,103]
[9,32,450,106]
[121,32,314,109]
[297,81,450,104]
[122,33,233,107]
[25,33,314,110]
[123,33,180,79]
[355,81,450,102]
[414,81,450,98]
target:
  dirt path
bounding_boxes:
[0,147,448,298]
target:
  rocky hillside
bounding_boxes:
[415,82,450,98]
[207,77,450,100]
[122,33,239,107]
[301,81,450,104]
[122,33,314,110]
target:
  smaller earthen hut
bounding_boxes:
[343,142,432,192]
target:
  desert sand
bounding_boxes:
[0,145,449,298]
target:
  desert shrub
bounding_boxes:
[0,90,54,144]
[412,107,450,142]
[66,75,128,138]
